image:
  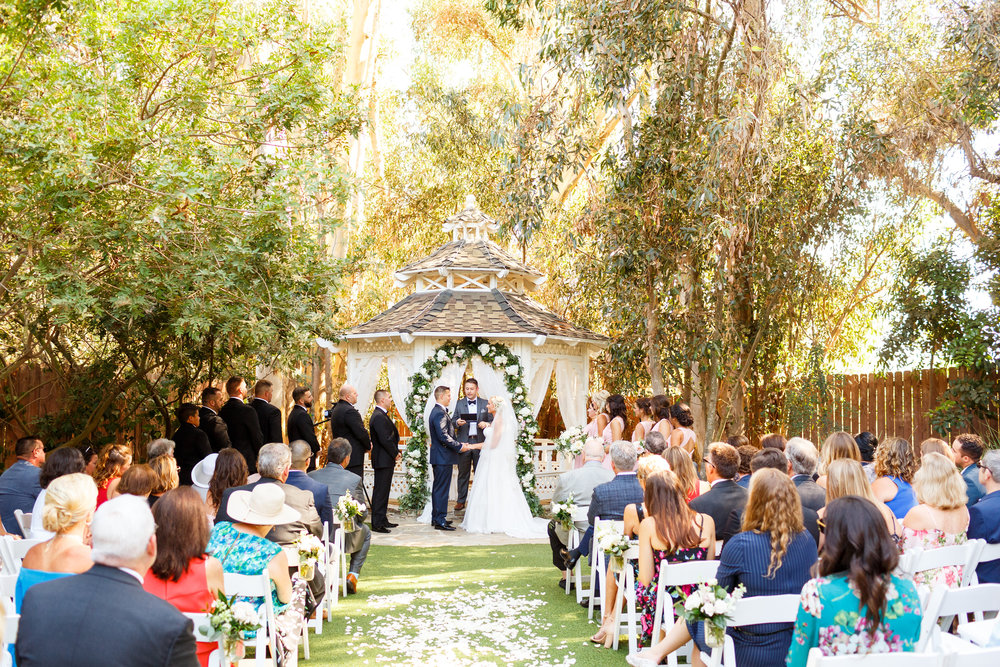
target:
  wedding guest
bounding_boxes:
[667,403,699,460]
[628,469,816,666]
[309,438,370,594]
[207,448,248,518]
[29,446,85,541]
[562,441,642,573]
[902,452,970,591]
[116,464,157,500]
[79,446,98,477]
[663,446,705,502]
[0,435,45,536]
[727,434,750,450]
[190,453,217,504]
[171,403,212,486]
[969,450,1000,583]
[147,438,175,460]
[549,438,613,587]
[219,376,264,473]
[758,433,786,451]
[690,442,745,542]
[871,437,918,519]
[819,459,902,547]
[17,473,96,608]
[651,395,673,439]
[250,379,283,445]
[786,497,921,665]
[856,431,878,481]
[287,387,320,468]
[815,431,861,488]
[199,386,232,453]
[642,431,668,457]
[600,471,712,649]
[144,487,225,667]
[786,437,825,512]
[206,484,307,655]
[952,433,987,507]
[285,440,333,530]
[328,384,372,478]
[93,443,132,507]
[148,454,180,507]
[920,437,950,458]
[735,444,756,489]
[16,495,198,666]
[601,395,629,469]
[631,397,655,442]
[623,456,672,538]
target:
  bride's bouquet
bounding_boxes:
[550,494,576,533]
[555,425,588,457]
[596,523,633,573]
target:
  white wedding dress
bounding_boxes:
[461,407,549,539]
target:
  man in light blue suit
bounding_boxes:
[428,386,473,531]
[952,433,986,508]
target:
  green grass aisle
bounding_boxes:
[305,543,631,666]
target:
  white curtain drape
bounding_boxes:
[385,356,413,418]
[527,357,555,418]
[471,357,514,416]
[417,361,466,524]
[351,355,385,418]
[555,359,586,428]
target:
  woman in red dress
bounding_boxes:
[93,444,132,507]
[143,487,225,667]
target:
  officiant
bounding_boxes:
[453,378,492,511]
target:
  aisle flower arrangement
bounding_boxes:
[335,490,364,531]
[293,533,323,580]
[550,494,576,533]
[596,523,632,573]
[203,592,261,664]
[675,579,747,648]
[398,339,541,515]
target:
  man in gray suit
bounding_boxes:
[548,438,614,587]
[786,437,826,513]
[309,437,371,594]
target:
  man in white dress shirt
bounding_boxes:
[452,378,492,511]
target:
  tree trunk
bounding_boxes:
[645,268,664,394]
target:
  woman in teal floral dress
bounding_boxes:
[787,496,922,666]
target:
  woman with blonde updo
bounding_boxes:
[148,454,180,507]
[93,443,132,507]
[17,474,97,609]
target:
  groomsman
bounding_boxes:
[329,384,371,479]
[198,386,232,453]
[219,376,264,472]
[251,379,283,444]
[368,390,400,533]
[453,378,492,511]
[287,387,320,470]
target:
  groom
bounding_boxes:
[429,385,474,531]
[453,378,492,512]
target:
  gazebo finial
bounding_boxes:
[442,193,499,242]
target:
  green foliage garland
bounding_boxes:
[398,339,542,516]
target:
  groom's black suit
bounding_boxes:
[453,396,492,506]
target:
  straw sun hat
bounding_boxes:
[227,484,301,526]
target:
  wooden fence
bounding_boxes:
[801,368,1000,445]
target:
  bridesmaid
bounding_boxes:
[651,395,673,439]
[668,403,699,460]
[578,391,610,468]
[601,394,629,470]
[631,397,655,442]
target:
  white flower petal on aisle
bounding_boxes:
[341,586,578,666]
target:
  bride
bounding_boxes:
[461,395,549,539]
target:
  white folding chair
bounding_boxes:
[918,583,1000,651]
[0,537,46,575]
[898,539,985,588]
[12,512,30,540]
[280,547,312,660]
[566,507,590,603]
[0,596,17,667]
[942,644,1000,666]
[610,543,641,653]
[804,647,945,666]
[325,524,348,615]
[0,574,16,601]
[702,594,800,667]
[587,519,623,622]
[968,542,1000,585]
[223,572,277,666]
[183,612,224,667]
[650,559,721,667]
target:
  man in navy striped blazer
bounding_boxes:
[564,440,642,572]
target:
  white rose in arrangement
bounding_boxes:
[702,600,716,616]
[436,350,448,361]
[478,343,490,355]
[519,407,531,416]
[231,602,260,626]
[685,592,702,611]
[505,364,519,375]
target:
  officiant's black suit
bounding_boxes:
[453,396,492,506]
[369,406,400,530]
[219,397,264,472]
